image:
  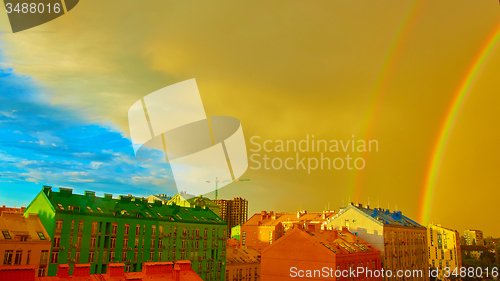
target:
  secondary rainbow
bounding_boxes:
[419,21,500,224]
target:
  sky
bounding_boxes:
[1,0,500,236]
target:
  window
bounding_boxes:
[111,238,116,249]
[2,231,11,239]
[123,238,128,248]
[122,252,127,262]
[26,250,31,265]
[90,238,96,249]
[57,203,64,210]
[3,250,14,265]
[136,224,140,236]
[96,207,103,213]
[152,225,157,236]
[78,221,84,233]
[13,251,21,265]
[37,232,46,240]
[89,252,95,263]
[158,252,162,261]
[77,237,82,248]
[86,206,93,213]
[55,219,63,230]
[112,223,118,235]
[149,252,154,261]
[134,252,138,262]
[51,251,59,264]
[38,268,46,277]
[40,250,48,265]
[109,252,115,262]
[91,221,98,234]
[124,224,129,235]
[53,236,61,248]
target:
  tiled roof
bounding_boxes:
[303,228,379,255]
[35,187,225,225]
[0,212,51,242]
[243,211,336,227]
[333,204,424,228]
[226,246,261,264]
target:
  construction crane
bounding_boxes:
[206,177,251,200]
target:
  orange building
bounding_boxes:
[240,210,336,252]
[261,227,381,281]
[0,212,51,277]
[226,241,261,281]
[0,260,203,281]
[0,206,26,213]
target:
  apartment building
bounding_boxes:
[214,197,248,237]
[0,212,51,277]
[24,186,227,281]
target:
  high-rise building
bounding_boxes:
[427,224,462,278]
[0,212,51,277]
[325,203,429,281]
[213,198,248,237]
[24,186,227,281]
[261,227,381,281]
[238,210,336,252]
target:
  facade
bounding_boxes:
[325,203,429,281]
[463,229,484,246]
[226,243,261,281]
[463,229,484,259]
[0,211,51,277]
[239,210,336,252]
[214,198,248,237]
[0,260,203,281]
[24,186,227,281]
[166,192,221,217]
[261,227,381,281]
[427,224,462,279]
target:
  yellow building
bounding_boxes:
[325,203,429,281]
[427,224,462,279]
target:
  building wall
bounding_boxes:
[240,224,283,252]
[427,224,462,279]
[326,208,385,257]
[226,262,260,281]
[326,208,429,281]
[0,213,52,277]
[261,229,381,281]
[24,190,227,281]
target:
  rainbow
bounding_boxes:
[419,21,500,224]
[351,0,425,198]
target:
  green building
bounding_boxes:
[231,225,241,241]
[24,186,227,281]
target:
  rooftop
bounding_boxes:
[0,212,50,242]
[31,186,225,225]
[332,203,424,228]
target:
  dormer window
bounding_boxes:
[2,231,11,239]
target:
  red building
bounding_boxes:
[0,261,203,281]
[261,227,381,281]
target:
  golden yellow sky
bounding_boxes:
[1,0,500,235]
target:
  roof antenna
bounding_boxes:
[377,198,380,208]
[368,197,370,206]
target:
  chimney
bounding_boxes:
[142,262,173,275]
[56,264,70,278]
[173,263,181,281]
[331,230,338,240]
[261,211,267,218]
[106,263,125,277]
[175,260,192,271]
[270,211,276,220]
[73,264,91,277]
